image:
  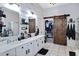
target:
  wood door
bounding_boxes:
[53,16,67,45]
[29,19,35,33]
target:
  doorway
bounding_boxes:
[45,19,54,43]
[44,14,70,45]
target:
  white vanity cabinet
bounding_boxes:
[0,49,15,56]
[33,39,39,55]
[0,35,45,56]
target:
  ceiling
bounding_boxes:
[3,3,70,10]
[38,3,68,9]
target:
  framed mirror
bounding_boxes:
[0,7,19,37]
[29,18,36,33]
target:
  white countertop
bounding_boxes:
[0,35,45,54]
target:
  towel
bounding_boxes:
[66,24,71,39]
[72,24,75,40]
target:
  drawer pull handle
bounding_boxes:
[28,49,30,53]
[22,47,23,48]
[6,53,9,56]
[26,50,28,54]
[42,41,43,43]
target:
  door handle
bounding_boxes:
[6,53,9,56]
[22,46,24,48]
[28,49,30,53]
[42,41,43,44]
[30,43,32,44]
[26,50,28,54]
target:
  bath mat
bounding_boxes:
[69,51,76,56]
[38,48,48,55]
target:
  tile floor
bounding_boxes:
[36,43,79,56]
[46,38,53,43]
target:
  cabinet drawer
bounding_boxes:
[33,39,42,54]
[0,49,15,56]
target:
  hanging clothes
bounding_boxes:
[66,24,70,39]
[0,20,3,33]
[70,24,73,39]
[72,24,75,40]
[45,20,49,32]
[49,22,53,33]
[66,24,76,40]
[45,20,51,33]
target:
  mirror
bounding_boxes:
[0,7,19,37]
[29,18,36,33]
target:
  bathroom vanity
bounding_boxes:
[0,35,45,56]
[0,5,45,56]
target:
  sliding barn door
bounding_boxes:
[53,16,67,45]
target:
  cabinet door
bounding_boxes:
[0,49,15,56]
[25,41,34,56]
[38,37,45,50]
[39,39,43,50]
[16,44,28,56]
[41,37,45,47]
[33,40,39,55]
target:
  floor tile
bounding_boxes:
[36,43,79,56]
